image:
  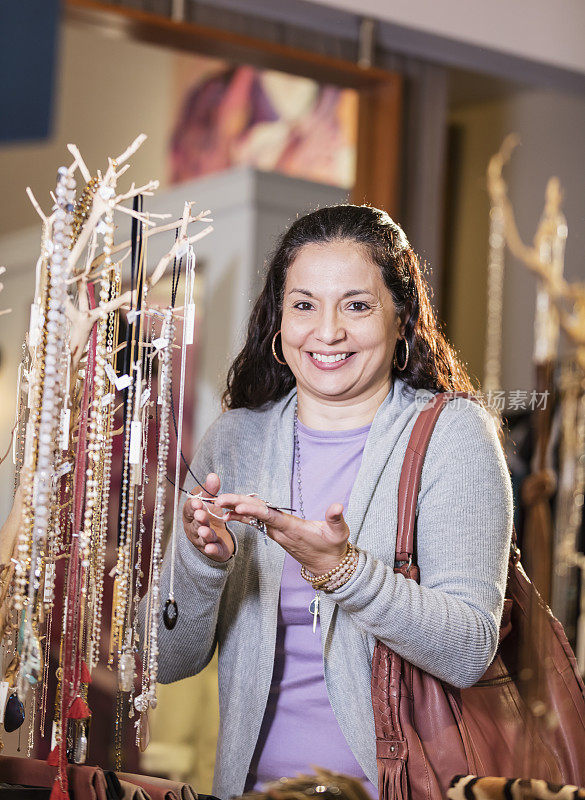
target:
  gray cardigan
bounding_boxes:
[138,376,514,800]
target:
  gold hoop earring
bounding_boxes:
[271,330,287,365]
[393,337,409,371]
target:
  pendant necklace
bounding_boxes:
[293,404,320,634]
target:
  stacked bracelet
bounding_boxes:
[300,542,359,592]
[322,547,359,591]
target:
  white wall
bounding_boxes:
[310,0,585,76]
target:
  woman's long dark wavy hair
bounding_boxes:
[222,204,483,416]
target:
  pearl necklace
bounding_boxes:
[293,403,321,634]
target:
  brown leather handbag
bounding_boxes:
[371,391,585,800]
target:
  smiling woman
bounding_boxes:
[138,204,514,800]
[278,239,402,429]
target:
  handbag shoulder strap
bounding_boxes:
[395,391,479,563]
[372,391,479,797]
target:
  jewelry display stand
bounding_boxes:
[486,136,585,672]
[0,136,212,799]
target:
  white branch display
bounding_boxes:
[0,134,211,794]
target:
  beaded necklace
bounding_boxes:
[293,403,322,634]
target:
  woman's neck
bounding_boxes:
[296,379,393,430]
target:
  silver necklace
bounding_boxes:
[293,403,321,634]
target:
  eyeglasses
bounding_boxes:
[166,475,297,515]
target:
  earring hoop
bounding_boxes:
[394,338,409,371]
[271,330,287,365]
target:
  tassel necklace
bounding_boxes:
[293,404,321,634]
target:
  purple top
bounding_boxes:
[245,418,377,799]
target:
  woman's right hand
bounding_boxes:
[182,473,235,563]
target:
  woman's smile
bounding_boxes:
[305,351,356,369]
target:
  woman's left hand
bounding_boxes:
[214,493,350,575]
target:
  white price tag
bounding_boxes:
[29,304,40,347]
[115,374,132,391]
[152,337,168,352]
[129,420,142,465]
[105,360,132,391]
[43,562,56,604]
[60,408,71,450]
[140,388,150,408]
[0,682,9,724]
[101,392,114,407]
[184,303,195,345]
[24,420,34,463]
[104,362,118,385]
[56,460,72,478]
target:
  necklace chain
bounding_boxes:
[293,403,305,521]
[294,403,321,632]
